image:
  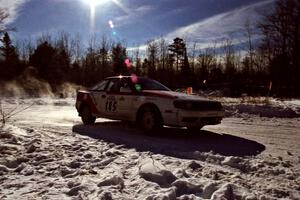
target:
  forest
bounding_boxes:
[0,0,299,97]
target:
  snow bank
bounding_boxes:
[211,183,255,200]
[225,103,300,118]
[219,97,300,118]
[1,99,300,199]
[139,158,177,187]
[171,179,203,196]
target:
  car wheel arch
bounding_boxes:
[136,103,163,124]
[79,102,92,116]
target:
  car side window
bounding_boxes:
[107,79,120,93]
[107,78,132,93]
[91,80,109,91]
[120,80,132,93]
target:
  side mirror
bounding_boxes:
[120,87,132,93]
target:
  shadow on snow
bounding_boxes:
[72,121,265,158]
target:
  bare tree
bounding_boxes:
[244,20,256,74]
[15,38,34,63]
[70,33,83,62]
[197,46,217,82]
[55,31,73,60]
[0,100,34,127]
[133,45,142,75]
[158,37,168,70]
[0,8,9,34]
[222,38,236,80]
[146,40,159,77]
[189,42,198,73]
[259,0,300,86]
[36,32,53,46]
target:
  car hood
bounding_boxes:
[142,90,214,102]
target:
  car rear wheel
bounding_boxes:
[139,107,162,133]
[81,105,96,125]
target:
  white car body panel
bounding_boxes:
[76,77,225,128]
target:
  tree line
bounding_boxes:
[0,0,299,97]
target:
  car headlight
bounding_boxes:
[173,100,193,110]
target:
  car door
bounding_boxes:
[117,78,135,120]
[102,78,119,119]
[90,79,109,115]
[105,78,134,120]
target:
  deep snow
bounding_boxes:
[0,97,299,199]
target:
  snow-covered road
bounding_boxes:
[0,98,299,199]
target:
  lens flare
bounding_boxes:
[108,20,114,28]
[125,58,132,69]
[135,84,142,92]
[131,74,138,83]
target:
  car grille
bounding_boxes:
[174,100,223,111]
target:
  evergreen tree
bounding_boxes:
[0,32,20,80]
[29,41,67,86]
[83,46,100,86]
[56,48,71,81]
[112,43,127,75]
[30,41,55,80]
[99,36,112,79]
[168,37,186,72]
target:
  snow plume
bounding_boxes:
[0,0,28,26]
[0,67,82,98]
[165,0,275,49]
[55,82,83,98]
[0,67,54,98]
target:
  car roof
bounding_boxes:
[105,76,149,80]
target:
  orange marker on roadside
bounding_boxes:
[187,87,193,94]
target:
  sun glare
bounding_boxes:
[82,0,110,29]
[81,0,127,31]
[83,0,108,7]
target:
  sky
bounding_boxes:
[1,0,275,49]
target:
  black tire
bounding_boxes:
[139,107,162,133]
[187,126,203,133]
[81,105,96,125]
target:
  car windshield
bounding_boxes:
[134,78,171,91]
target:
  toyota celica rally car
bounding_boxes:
[75,76,225,132]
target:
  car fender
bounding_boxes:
[76,91,99,116]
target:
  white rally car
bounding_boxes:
[75,76,225,132]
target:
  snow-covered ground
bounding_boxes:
[0,97,299,199]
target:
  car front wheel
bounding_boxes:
[81,105,96,125]
[139,107,162,133]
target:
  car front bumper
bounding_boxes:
[176,110,225,127]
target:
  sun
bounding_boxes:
[81,0,110,29]
[83,0,109,7]
[81,0,126,30]
[83,0,110,13]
